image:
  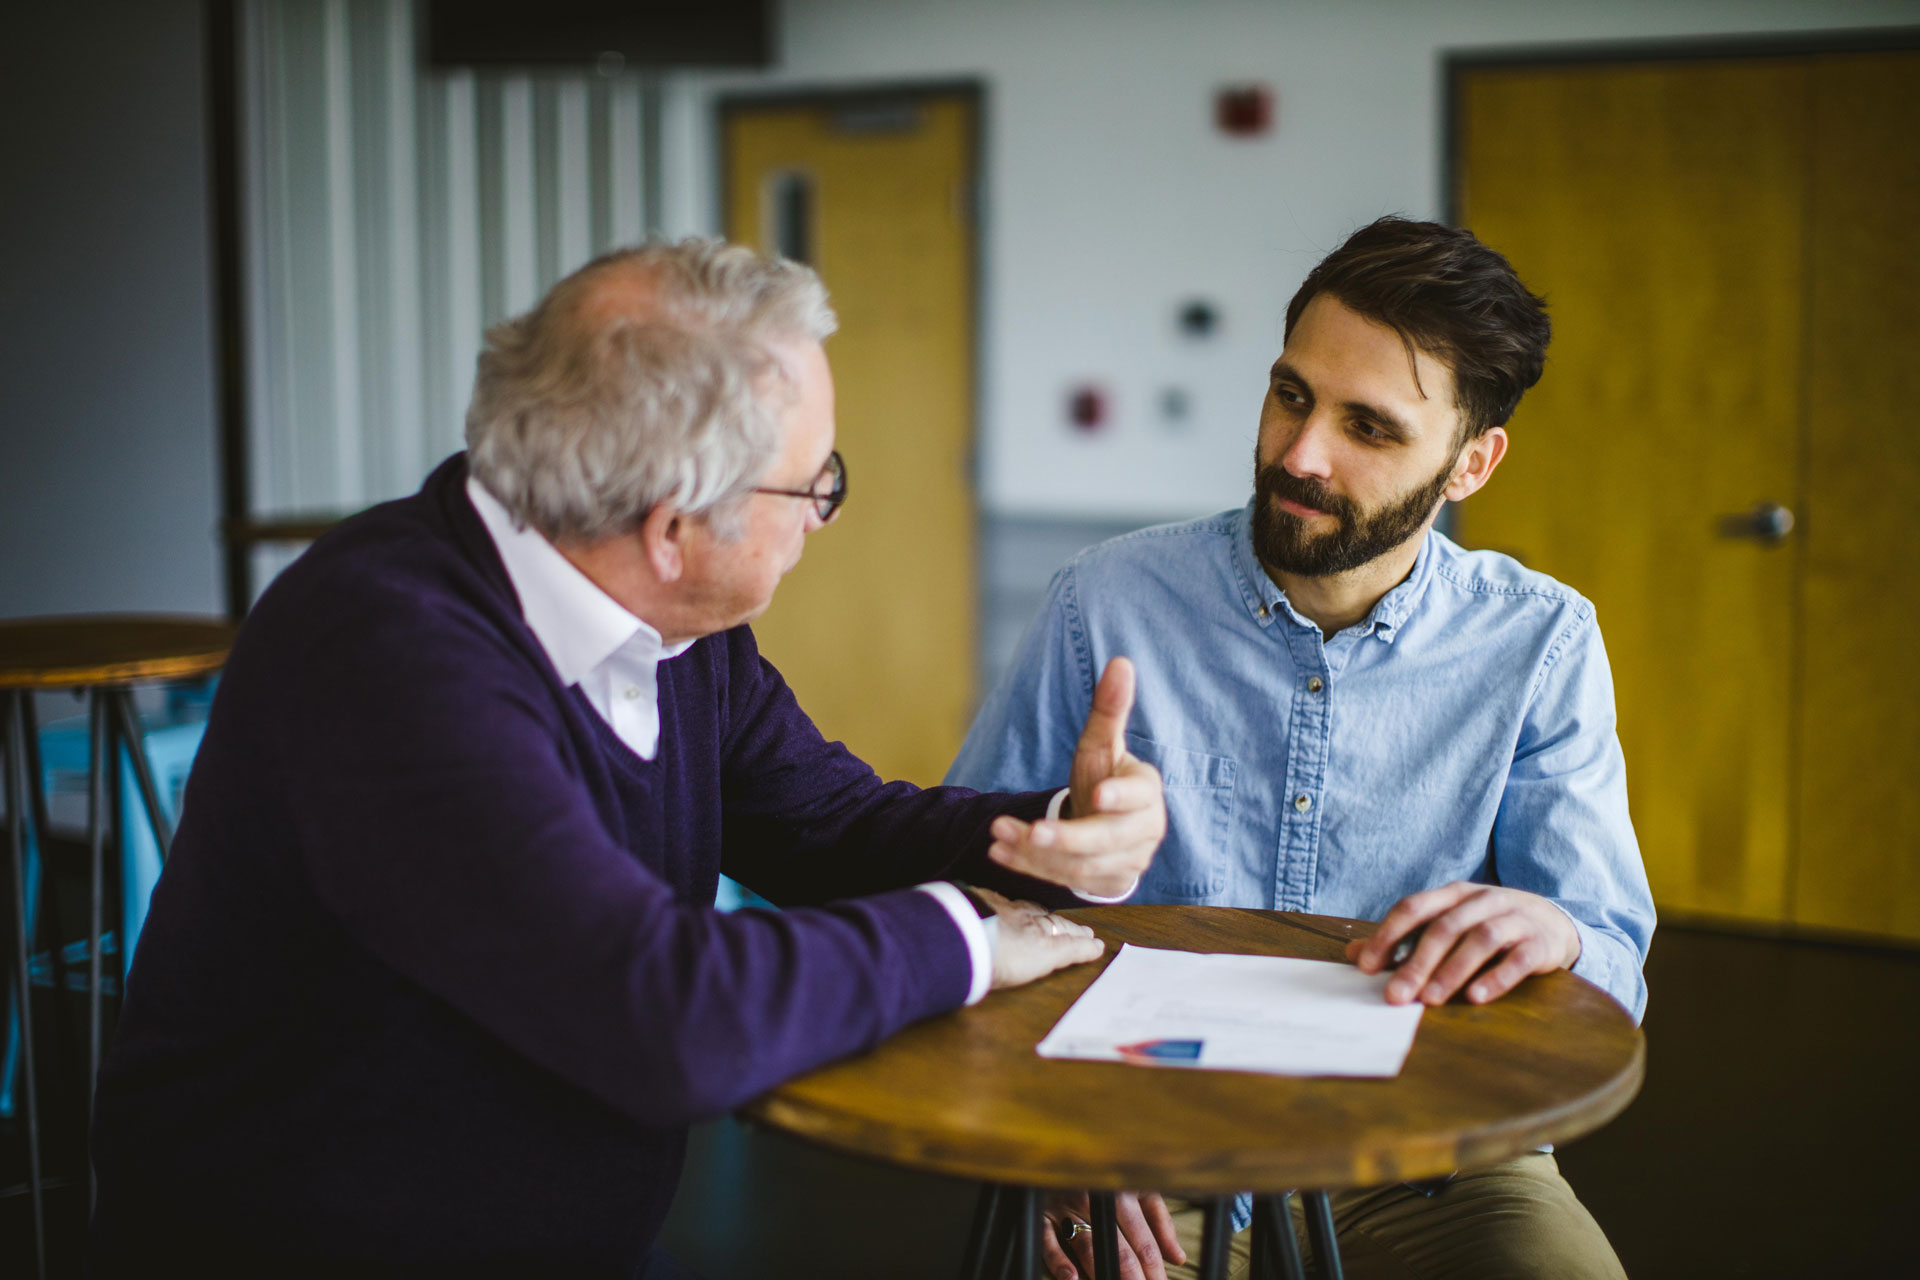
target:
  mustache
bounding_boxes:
[1255,464,1357,522]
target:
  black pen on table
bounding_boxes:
[1387,923,1428,969]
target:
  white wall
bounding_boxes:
[0,1,223,619]
[4,1,1911,623]
[664,0,1920,522]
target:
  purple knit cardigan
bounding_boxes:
[92,455,1060,1274]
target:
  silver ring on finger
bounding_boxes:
[1042,914,1061,936]
[1064,1219,1092,1242]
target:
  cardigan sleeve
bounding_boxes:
[264,572,980,1126]
[710,626,1080,909]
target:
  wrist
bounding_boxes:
[1542,898,1583,969]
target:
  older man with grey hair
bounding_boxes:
[91,240,1166,1276]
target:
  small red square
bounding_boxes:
[1069,386,1109,432]
[1215,84,1274,137]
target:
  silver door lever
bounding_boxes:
[1716,501,1795,545]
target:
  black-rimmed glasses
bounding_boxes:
[753,449,847,523]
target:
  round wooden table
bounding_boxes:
[744,905,1644,1280]
[0,615,236,691]
[1,614,236,1280]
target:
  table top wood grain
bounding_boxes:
[0,615,236,689]
[744,906,1644,1194]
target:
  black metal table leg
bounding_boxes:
[1253,1192,1307,1280]
[1015,1187,1041,1280]
[1089,1191,1120,1280]
[108,689,173,857]
[1302,1192,1344,1280]
[86,691,109,1209]
[1196,1196,1233,1280]
[13,698,71,1014]
[961,1183,1012,1280]
[966,1180,1345,1280]
[5,692,48,1280]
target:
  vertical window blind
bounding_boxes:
[237,0,660,594]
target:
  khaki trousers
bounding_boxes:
[1164,1154,1625,1280]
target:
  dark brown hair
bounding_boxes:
[1284,216,1550,440]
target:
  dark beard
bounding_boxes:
[1251,457,1454,578]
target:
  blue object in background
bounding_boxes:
[2,694,210,1120]
[713,876,773,912]
[36,712,205,962]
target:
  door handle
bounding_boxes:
[1716,501,1795,546]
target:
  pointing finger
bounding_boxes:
[1076,657,1136,773]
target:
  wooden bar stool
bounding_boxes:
[0,614,234,1280]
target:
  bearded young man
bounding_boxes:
[948,217,1654,1280]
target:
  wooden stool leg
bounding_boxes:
[5,692,49,1280]
[1089,1191,1120,1280]
[1302,1192,1344,1280]
[1252,1193,1307,1280]
[1196,1196,1233,1280]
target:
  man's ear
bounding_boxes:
[1444,425,1508,502]
[637,503,687,584]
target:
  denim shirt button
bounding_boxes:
[1294,793,1313,813]
[1306,676,1324,693]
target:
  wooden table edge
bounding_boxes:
[744,1025,1644,1193]
[0,614,236,689]
[0,652,233,690]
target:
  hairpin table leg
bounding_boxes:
[1196,1196,1233,1280]
[1089,1191,1120,1280]
[1302,1192,1344,1280]
[5,693,48,1280]
[1253,1192,1307,1280]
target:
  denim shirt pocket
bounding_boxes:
[1125,732,1236,901]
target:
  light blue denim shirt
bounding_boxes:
[949,504,1654,1025]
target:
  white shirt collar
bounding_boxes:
[465,476,690,685]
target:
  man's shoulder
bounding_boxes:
[267,499,466,615]
[245,466,522,671]
[1062,509,1242,585]
[1425,531,1595,624]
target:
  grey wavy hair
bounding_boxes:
[465,238,837,542]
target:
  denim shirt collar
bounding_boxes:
[1228,500,1437,645]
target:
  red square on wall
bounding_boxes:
[1215,84,1274,137]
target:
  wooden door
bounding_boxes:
[1456,59,1808,929]
[723,92,978,786]
[1793,55,1920,940]
[1454,50,1920,942]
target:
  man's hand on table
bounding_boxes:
[969,887,1106,989]
[1347,881,1582,1006]
[987,657,1166,900]
[1040,1189,1186,1280]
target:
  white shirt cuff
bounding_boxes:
[915,882,994,1006]
[1047,787,1140,903]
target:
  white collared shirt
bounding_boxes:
[465,476,998,1003]
[467,477,692,760]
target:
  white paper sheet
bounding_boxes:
[1036,944,1424,1077]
